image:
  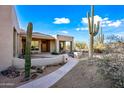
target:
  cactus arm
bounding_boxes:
[96,21,100,32]
[93,24,96,33]
[95,26,104,44]
[87,12,92,34]
[102,33,104,44]
[91,5,94,35]
[94,21,100,36]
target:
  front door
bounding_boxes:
[41,40,50,52]
[42,43,47,52]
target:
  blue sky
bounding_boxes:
[15,5,124,43]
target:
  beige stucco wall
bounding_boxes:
[11,6,20,33]
[13,54,68,68]
[0,5,20,71]
[57,35,74,42]
[0,6,14,71]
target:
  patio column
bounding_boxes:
[56,39,59,53]
[19,37,23,55]
[63,41,66,50]
[70,39,74,52]
[70,41,72,52]
[39,40,41,53]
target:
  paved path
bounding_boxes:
[18,58,78,88]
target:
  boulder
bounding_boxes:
[31,73,38,79]
[36,68,43,73]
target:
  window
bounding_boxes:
[31,41,39,51]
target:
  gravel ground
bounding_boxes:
[0,65,62,88]
[51,58,112,88]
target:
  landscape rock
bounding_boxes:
[31,69,37,74]
[31,73,38,79]
[0,66,20,78]
[8,66,16,72]
[36,68,43,73]
[41,66,46,70]
[31,66,37,69]
[1,70,9,76]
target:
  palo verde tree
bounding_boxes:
[25,22,33,80]
[87,5,100,58]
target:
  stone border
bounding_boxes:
[17,58,78,88]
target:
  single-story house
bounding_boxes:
[0,5,74,71]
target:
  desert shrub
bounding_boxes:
[94,43,106,53]
[94,48,103,53]
[74,41,88,51]
[97,56,124,88]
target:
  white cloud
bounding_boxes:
[76,27,88,31]
[82,15,102,25]
[81,15,123,28]
[53,18,70,24]
[103,17,109,21]
[82,18,88,24]
[108,20,122,27]
[60,30,68,34]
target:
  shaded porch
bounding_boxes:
[59,41,73,53]
[21,38,55,55]
[20,32,56,56]
[55,35,74,53]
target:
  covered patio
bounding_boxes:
[18,32,74,58]
[55,35,74,53]
[20,32,56,55]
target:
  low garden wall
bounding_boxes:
[13,54,68,69]
[73,52,82,58]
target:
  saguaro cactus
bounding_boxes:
[87,5,100,58]
[25,22,33,80]
[94,27,105,50]
[97,27,104,44]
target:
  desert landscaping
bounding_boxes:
[52,44,124,88]
[0,5,124,88]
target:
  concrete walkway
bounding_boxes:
[18,58,78,88]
